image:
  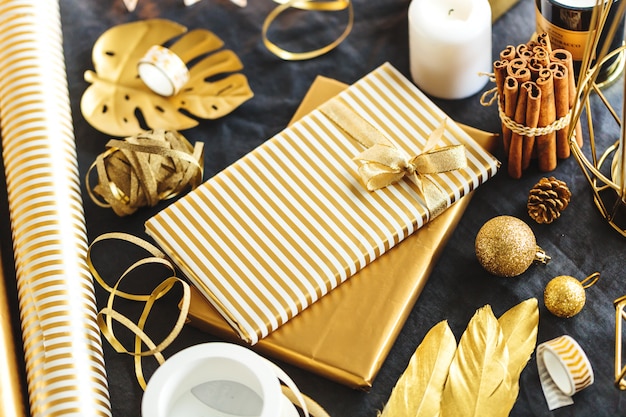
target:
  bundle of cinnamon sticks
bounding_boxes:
[492,33,583,178]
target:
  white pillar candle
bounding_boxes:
[408,0,492,99]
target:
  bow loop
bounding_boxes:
[354,143,411,171]
[357,162,406,192]
[410,144,467,175]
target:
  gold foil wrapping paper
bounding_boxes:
[185,75,499,389]
[146,63,499,345]
[0,1,111,416]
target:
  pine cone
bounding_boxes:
[527,177,571,224]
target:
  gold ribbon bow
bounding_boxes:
[319,100,467,218]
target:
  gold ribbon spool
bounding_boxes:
[536,335,594,410]
[86,129,204,217]
[262,0,353,60]
[87,232,191,389]
[318,99,467,218]
[615,295,626,390]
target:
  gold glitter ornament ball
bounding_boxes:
[475,215,539,277]
[544,275,586,318]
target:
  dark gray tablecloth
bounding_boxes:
[2,0,626,416]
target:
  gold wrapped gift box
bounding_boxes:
[183,75,498,389]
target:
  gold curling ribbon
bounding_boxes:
[281,386,332,417]
[87,232,191,390]
[615,295,626,390]
[262,0,353,60]
[318,100,467,218]
[86,129,204,217]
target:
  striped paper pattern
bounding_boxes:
[0,1,111,416]
[537,335,594,410]
[146,63,499,344]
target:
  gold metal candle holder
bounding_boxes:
[568,0,626,237]
[615,295,626,390]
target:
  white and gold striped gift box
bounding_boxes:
[145,63,500,344]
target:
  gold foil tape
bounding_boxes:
[537,335,594,410]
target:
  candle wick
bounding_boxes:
[448,8,454,15]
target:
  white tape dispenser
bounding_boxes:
[142,342,311,417]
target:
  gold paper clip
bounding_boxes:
[615,295,626,390]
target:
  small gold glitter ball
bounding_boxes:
[475,215,537,277]
[544,275,586,318]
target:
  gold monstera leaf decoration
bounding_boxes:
[81,19,253,137]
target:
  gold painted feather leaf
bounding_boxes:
[498,298,539,379]
[440,305,513,417]
[379,320,456,417]
[497,298,539,412]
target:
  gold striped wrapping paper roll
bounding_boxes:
[0,248,28,417]
[537,335,594,410]
[146,63,500,345]
[0,1,111,416]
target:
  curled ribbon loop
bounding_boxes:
[319,100,467,218]
[262,0,353,61]
[87,232,191,390]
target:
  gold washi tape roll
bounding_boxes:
[138,45,190,96]
[537,335,594,410]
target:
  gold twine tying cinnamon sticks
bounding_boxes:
[481,33,582,178]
